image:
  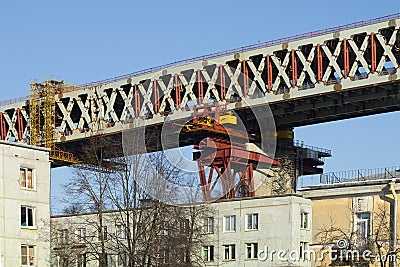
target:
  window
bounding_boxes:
[77,253,87,267]
[60,256,69,267]
[103,226,108,240]
[356,212,370,239]
[59,229,68,245]
[224,244,236,260]
[180,219,190,233]
[117,253,127,266]
[20,167,34,189]
[159,250,169,264]
[300,212,309,229]
[300,241,308,259]
[224,215,236,232]
[76,228,86,243]
[246,213,258,230]
[106,254,117,266]
[203,246,214,262]
[99,254,108,266]
[356,198,367,212]
[181,251,188,263]
[204,217,214,234]
[21,245,35,266]
[246,243,258,259]
[21,206,34,227]
[116,224,126,239]
[160,221,169,236]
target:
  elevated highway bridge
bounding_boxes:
[0,13,399,167]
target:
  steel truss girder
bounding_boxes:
[0,18,400,144]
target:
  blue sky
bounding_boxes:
[1,1,399,211]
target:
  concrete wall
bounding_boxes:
[311,197,353,242]
[0,141,51,266]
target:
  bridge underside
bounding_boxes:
[252,80,400,129]
[53,80,400,167]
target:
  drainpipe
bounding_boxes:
[389,180,397,267]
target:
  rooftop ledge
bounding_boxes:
[0,140,50,153]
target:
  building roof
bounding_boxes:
[51,193,306,218]
[299,177,400,191]
[299,178,400,200]
[0,140,50,153]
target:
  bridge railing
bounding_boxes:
[1,12,400,107]
[72,12,400,91]
[0,96,29,107]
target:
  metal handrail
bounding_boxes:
[294,140,332,155]
[1,12,400,107]
[0,96,30,107]
[319,166,400,184]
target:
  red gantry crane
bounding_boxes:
[183,103,280,201]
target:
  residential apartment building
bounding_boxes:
[0,141,51,266]
[300,178,400,267]
[51,195,312,267]
[203,195,312,267]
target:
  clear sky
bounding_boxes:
[1,1,399,212]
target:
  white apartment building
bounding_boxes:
[0,141,51,266]
[51,194,312,267]
[204,195,312,267]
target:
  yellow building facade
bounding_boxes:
[301,179,400,267]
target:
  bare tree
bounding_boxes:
[370,203,400,267]
[58,133,211,266]
[315,214,359,266]
[314,200,399,267]
[106,147,211,266]
[62,137,116,267]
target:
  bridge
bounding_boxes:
[0,13,399,169]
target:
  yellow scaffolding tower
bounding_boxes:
[29,78,79,164]
[29,81,42,147]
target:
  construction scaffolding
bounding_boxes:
[29,78,79,164]
[29,82,41,147]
